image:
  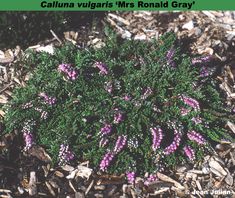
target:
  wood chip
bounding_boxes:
[48,180,59,189]
[182,20,194,30]
[75,165,93,180]
[54,171,64,178]
[0,49,14,64]
[227,121,235,134]
[0,110,5,117]
[28,145,52,163]
[156,172,184,190]
[85,179,94,195]
[28,171,37,196]
[42,165,49,177]
[0,98,8,104]
[108,13,130,26]
[195,180,202,191]
[188,170,205,175]
[36,45,54,55]
[97,174,125,185]
[152,187,170,195]
[130,189,137,198]
[69,180,77,193]
[61,164,74,172]
[66,169,78,180]
[50,30,62,44]
[224,172,233,186]
[202,11,216,21]
[0,189,11,193]
[45,181,56,197]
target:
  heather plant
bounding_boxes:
[3,32,234,180]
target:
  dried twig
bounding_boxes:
[50,30,62,44]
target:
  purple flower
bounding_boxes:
[167,48,175,60]
[180,95,200,111]
[113,109,124,124]
[113,135,127,154]
[164,129,182,155]
[141,87,153,100]
[100,123,112,136]
[34,107,48,120]
[126,171,135,184]
[192,56,211,65]
[183,145,195,160]
[150,127,163,151]
[166,48,176,67]
[200,67,209,77]
[95,62,109,75]
[23,131,34,150]
[58,144,74,165]
[21,101,33,109]
[22,120,35,150]
[144,174,158,186]
[123,95,132,101]
[187,131,205,145]
[180,107,191,116]
[100,151,114,171]
[39,92,56,105]
[191,116,202,124]
[58,63,78,80]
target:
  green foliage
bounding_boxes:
[3,32,234,175]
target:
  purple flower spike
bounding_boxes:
[166,48,176,67]
[144,174,158,186]
[200,67,209,77]
[180,107,191,116]
[191,116,202,125]
[123,95,132,101]
[164,129,182,155]
[180,95,200,111]
[141,87,153,100]
[126,171,135,184]
[187,130,205,145]
[183,145,195,160]
[22,120,36,150]
[100,123,112,136]
[150,127,163,151]
[39,92,56,105]
[166,48,175,60]
[113,135,127,154]
[22,101,33,109]
[95,62,109,75]
[100,151,114,171]
[114,110,124,124]
[34,107,48,120]
[58,63,78,80]
[58,144,74,165]
[23,131,34,150]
